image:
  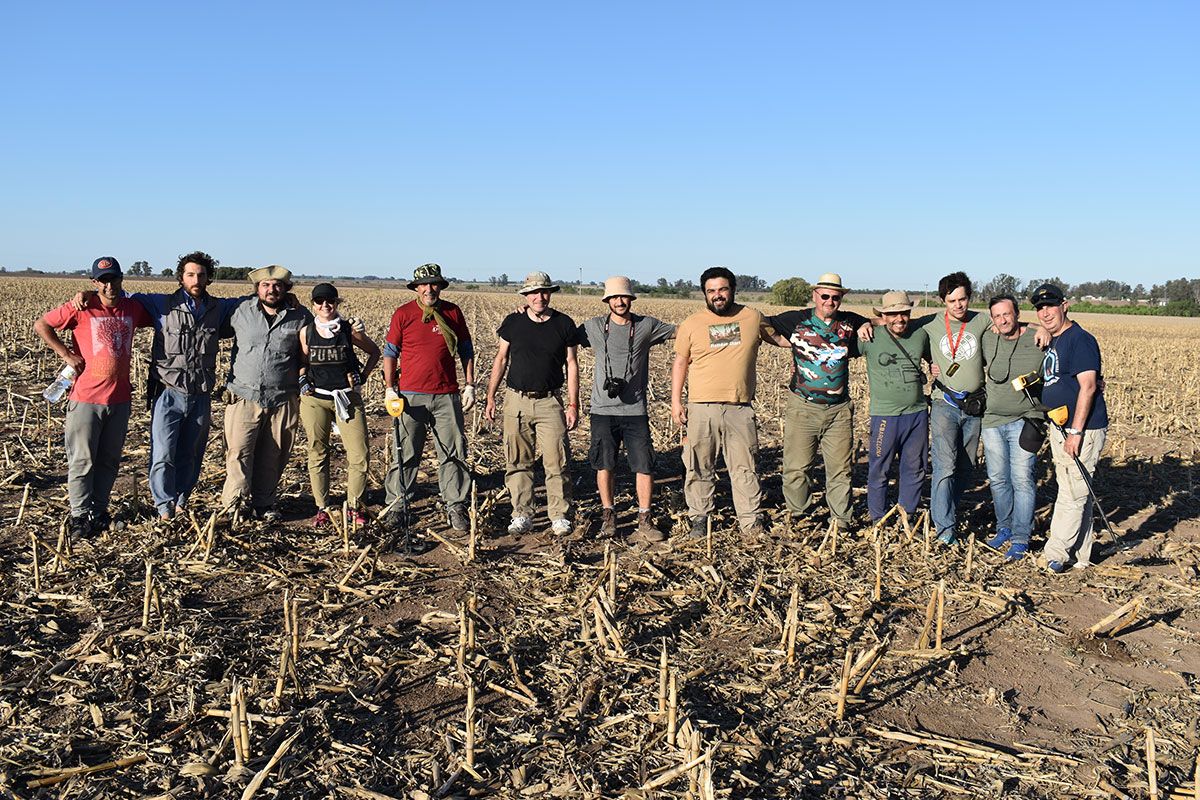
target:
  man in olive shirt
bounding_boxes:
[859,291,930,522]
[980,295,1046,562]
[914,272,991,545]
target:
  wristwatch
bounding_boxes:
[1064,427,1082,436]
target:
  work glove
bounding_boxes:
[460,384,476,412]
[385,387,400,404]
[299,375,314,396]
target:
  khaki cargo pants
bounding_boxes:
[222,395,299,512]
[1043,425,1107,567]
[682,402,762,530]
[503,389,571,522]
[783,393,854,525]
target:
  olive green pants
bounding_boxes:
[299,392,370,509]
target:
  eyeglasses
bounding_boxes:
[817,293,842,301]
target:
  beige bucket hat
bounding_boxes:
[248,265,292,285]
[518,271,559,294]
[813,272,850,294]
[601,276,637,302]
[874,290,915,315]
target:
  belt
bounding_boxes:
[512,389,555,399]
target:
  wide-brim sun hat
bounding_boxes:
[408,262,449,291]
[814,272,850,294]
[874,290,914,315]
[601,276,637,302]
[518,271,559,294]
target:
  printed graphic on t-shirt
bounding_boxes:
[1041,346,1060,387]
[91,316,135,359]
[938,331,978,362]
[875,351,923,384]
[708,322,741,348]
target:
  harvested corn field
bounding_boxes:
[2,276,1199,799]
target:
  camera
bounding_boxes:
[603,376,627,398]
[1011,371,1042,392]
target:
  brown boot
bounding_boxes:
[600,507,617,537]
[628,511,666,545]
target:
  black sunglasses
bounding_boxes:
[817,293,842,301]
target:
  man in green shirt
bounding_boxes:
[859,291,930,522]
[980,295,1046,561]
[914,272,991,545]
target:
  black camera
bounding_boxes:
[603,376,627,398]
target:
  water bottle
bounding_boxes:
[43,365,77,403]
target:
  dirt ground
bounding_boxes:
[1,283,1199,798]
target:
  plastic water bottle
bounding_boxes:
[43,365,77,403]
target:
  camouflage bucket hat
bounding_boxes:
[518,271,559,294]
[408,263,449,291]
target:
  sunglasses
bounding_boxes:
[313,298,338,306]
[817,293,842,301]
[95,275,121,284]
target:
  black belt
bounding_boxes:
[513,389,555,399]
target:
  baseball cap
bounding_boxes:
[311,283,339,302]
[91,257,122,280]
[1030,283,1066,309]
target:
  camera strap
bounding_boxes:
[602,315,636,382]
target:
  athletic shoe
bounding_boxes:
[448,505,470,532]
[92,513,112,533]
[599,508,617,537]
[507,516,532,535]
[351,509,369,527]
[255,507,282,523]
[686,516,708,540]
[551,518,573,535]
[1004,541,1029,562]
[382,506,405,532]
[937,529,959,546]
[313,509,332,529]
[1046,559,1067,574]
[68,514,92,539]
[986,528,1013,551]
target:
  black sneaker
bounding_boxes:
[68,514,92,539]
[448,504,470,532]
[92,512,112,533]
[686,516,708,540]
[254,507,282,523]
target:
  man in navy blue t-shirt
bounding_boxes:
[1032,284,1108,573]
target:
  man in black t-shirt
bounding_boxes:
[485,271,580,536]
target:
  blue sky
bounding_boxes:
[2,1,1196,289]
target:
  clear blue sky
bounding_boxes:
[2,1,1196,289]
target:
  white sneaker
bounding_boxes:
[551,518,572,535]
[507,516,532,535]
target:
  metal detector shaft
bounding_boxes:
[390,414,414,556]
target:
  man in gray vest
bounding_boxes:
[73,250,250,520]
[220,265,312,520]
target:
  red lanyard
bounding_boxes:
[944,313,966,360]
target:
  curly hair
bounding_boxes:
[700,266,736,291]
[176,251,216,283]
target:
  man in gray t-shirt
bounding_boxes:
[576,276,675,544]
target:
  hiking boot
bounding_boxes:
[92,512,113,533]
[255,507,282,523]
[936,529,959,546]
[448,505,470,532]
[599,508,617,537]
[382,505,406,532]
[507,515,532,535]
[626,511,665,545]
[685,516,708,540]
[740,521,767,546]
[1004,541,1029,562]
[68,514,92,539]
[313,509,332,529]
[551,518,573,535]
[986,528,1013,551]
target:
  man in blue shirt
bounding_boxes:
[1032,283,1108,573]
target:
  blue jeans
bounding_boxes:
[981,420,1037,545]
[929,399,981,534]
[149,388,212,515]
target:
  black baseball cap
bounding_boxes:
[91,256,122,280]
[311,282,339,302]
[1030,283,1065,309]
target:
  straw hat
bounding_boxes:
[813,272,850,293]
[601,276,637,302]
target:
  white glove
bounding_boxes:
[460,385,476,412]
[385,387,400,403]
[349,315,366,333]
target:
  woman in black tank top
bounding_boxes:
[298,283,381,529]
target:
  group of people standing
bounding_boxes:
[35,256,1108,573]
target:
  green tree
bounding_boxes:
[770,277,812,307]
[979,273,1021,300]
[130,260,150,276]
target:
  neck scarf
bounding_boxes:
[421,301,458,356]
[315,314,342,337]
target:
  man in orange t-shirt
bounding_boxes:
[34,257,153,537]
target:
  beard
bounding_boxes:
[705,296,736,316]
[261,295,285,309]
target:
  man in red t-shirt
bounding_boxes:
[382,264,475,535]
[34,257,154,537]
